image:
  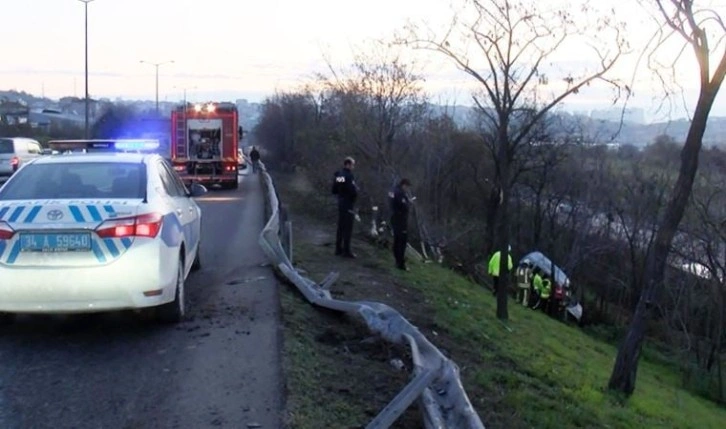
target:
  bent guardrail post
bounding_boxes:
[366,369,439,429]
[256,164,485,429]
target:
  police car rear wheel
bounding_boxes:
[191,247,201,272]
[157,257,186,323]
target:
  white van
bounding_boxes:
[0,137,44,179]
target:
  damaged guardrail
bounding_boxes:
[256,163,485,429]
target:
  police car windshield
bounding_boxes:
[0,139,13,154]
[0,162,146,200]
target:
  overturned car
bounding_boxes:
[519,251,583,322]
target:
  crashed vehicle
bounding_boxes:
[519,251,583,322]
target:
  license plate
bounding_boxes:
[20,232,92,252]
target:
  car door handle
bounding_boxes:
[188,207,194,213]
[176,209,183,216]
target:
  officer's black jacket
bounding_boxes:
[335,168,357,210]
[389,185,409,229]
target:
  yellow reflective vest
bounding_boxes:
[488,251,513,277]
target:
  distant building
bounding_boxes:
[58,96,102,118]
[29,109,84,130]
[0,100,29,125]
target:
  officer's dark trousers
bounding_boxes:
[336,208,354,254]
[392,226,407,269]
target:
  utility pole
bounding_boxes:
[78,0,95,139]
[140,60,174,115]
[174,85,197,106]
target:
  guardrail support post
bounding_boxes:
[365,369,438,429]
[286,220,293,263]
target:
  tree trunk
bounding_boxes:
[608,87,716,395]
[495,132,511,321]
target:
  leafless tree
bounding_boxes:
[399,0,628,319]
[609,0,726,395]
[319,41,428,187]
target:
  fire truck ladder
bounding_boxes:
[175,114,187,159]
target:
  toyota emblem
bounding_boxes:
[47,209,64,221]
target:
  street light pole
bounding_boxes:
[173,86,197,106]
[78,0,95,139]
[140,60,174,115]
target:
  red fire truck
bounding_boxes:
[170,102,242,189]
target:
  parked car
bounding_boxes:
[0,137,43,180]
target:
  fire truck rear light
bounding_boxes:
[173,165,185,171]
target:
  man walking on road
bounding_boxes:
[250,146,261,173]
[331,157,358,258]
[389,178,412,271]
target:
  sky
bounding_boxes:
[2,0,726,122]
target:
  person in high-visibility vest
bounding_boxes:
[532,271,543,308]
[537,276,553,313]
[488,245,513,295]
[515,260,534,306]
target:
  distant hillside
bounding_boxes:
[427,103,725,147]
[4,89,724,147]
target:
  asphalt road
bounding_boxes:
[0,171,283,429]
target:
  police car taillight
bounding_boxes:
[96,213,163,238]
[0,221,14,240]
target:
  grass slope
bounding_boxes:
[405,262,726,428]
[273,171,726,429]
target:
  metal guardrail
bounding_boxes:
[256,163,486,429]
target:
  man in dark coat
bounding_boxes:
[389,178,411,270]
[332,157,358,258]
[249,146,261,173]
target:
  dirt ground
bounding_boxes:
[271,170,484,429]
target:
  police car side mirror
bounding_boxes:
[189,183,208,197]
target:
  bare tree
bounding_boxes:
[319,42,427,184]
[609,0,726,395]
[399,0,627,319]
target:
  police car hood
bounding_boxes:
[0,199,141,230]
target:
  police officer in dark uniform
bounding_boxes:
[389,178,411,270]
[332,157,358,258]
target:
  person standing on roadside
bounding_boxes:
[488,245,513,295]
[389,178,412,271]
[249,146,261,173]
[331,157,358,258]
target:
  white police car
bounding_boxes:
[0,139,207,324]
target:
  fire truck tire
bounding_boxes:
[230,180,239,190]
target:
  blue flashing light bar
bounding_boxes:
[47,139,160,153]
[115,139,160,151]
